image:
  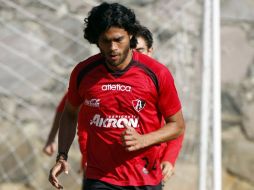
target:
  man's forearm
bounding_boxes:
[46,111,62,144]
[144,110,185,147]
[121,111,185,152]
[145,120,184,147]
[161,134,184,165]
[58,109,78,156]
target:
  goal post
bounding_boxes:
[199,0,222,190]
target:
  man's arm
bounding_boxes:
[58,100,79,155]
[43,111,62,156]
[160,134,184,182]
[48,100,79,189]
[122,110,185,151]
[161,134,184,165]
[43,93,67,156]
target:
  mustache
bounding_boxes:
[108,51,119,56]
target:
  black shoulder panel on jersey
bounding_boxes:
[77,59,103,89]
[132,61,159,93]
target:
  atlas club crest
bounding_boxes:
[132,99,146,112]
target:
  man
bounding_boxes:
[135,25,153,56]
[134,25,184,183]
[44,25,183,183]
[48,2,185,190]
[42,26,153,157]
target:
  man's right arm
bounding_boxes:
[43,93,68,156]
[58,100,79,157]
[48,100,79,189]
[43,111,62,156]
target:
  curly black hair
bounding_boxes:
[83,2,139,48]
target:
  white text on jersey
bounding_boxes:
[101,84,132,92]
[90,114,139,128]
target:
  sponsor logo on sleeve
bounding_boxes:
[84,98,100,108]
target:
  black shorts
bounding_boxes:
[84,179,162,190]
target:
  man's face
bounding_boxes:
[135,36,153,57]
[98,27,131,67]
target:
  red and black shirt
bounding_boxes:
[68,51,181,186]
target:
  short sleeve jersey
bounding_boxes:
[68,51,181,186]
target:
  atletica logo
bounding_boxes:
[90,114,139,128]
[101,84,132,92]
[84,98,100,108]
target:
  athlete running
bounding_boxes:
[48,3,185,190]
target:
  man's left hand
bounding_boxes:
[161,161,174,183]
